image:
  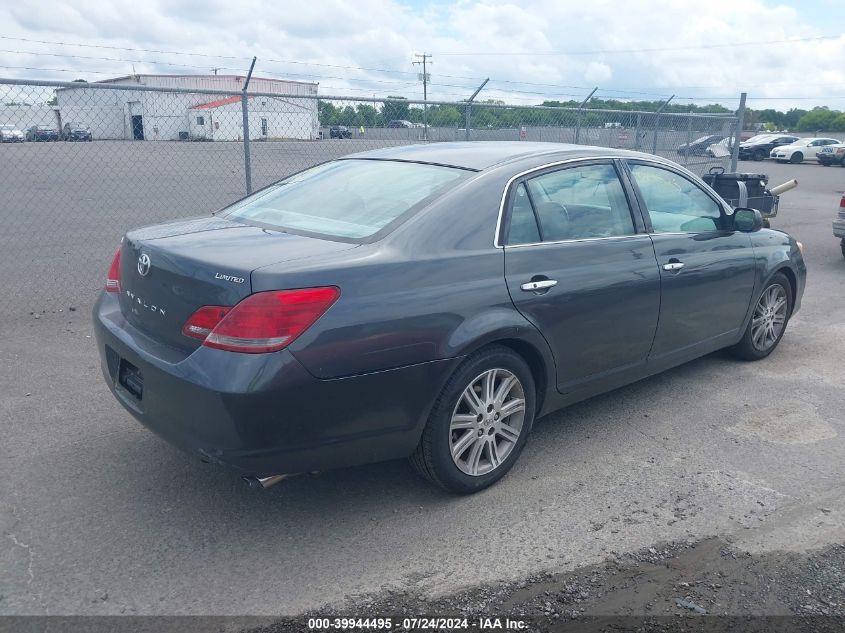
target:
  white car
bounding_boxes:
[770,137,841,164]
[0,124,25,143]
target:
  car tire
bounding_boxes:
[753,149,766,161]
[790,152,803,164]
[841,239,845,259]
[730,273,793,361]
[410,345,536,494]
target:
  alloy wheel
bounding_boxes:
[751,284,788,352]
[449,368,525,477]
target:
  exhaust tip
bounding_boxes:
[242,474,289,489]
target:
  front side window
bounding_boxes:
[629,163,723,233]
[523,163,635,241]
[221,159,468,240]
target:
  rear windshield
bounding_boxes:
[220,159,469,240]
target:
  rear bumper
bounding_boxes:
[93,293,459,477]
[833,219,845,239]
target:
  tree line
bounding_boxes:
[319,96,845,132]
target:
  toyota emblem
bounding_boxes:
[137,253,151,277]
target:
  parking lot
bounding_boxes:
[1,148,844,618]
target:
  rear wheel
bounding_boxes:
[730,273,792,361]
[841,239,845,259]
[410,346,536,493]
[790,152,803,164]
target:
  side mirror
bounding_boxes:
[733,207,764,232]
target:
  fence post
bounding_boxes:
[684,111,692,166]
[574,87,597,145]
[464,78,489,142]
[651,94,674,156]
[730,92,747,173]
[241,56,257,195]
[634,113,641,150]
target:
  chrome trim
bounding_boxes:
[504,233,647,249]
[493,154,713,248]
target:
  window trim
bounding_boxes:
[496,157,645,248]
[623,159,731,235]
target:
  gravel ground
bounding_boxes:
[250,538,845,632]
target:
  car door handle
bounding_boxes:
[521,279,558,291]
[663,261,685,271]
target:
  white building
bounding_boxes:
[56,74,319,141]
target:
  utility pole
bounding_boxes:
[413,53,432,140]
[211,67,221,75]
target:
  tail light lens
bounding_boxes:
[105,247,121,293]
[840,196,845,208]
[182,287,340,354]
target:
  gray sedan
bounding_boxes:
[93,142,806,493]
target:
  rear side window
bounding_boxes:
[520,163,635,242]
[506,183,541,245]
[221,159,468,240]
[629,164,723,233]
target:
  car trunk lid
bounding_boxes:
[119,216,356,352]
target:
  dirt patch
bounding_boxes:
[727,400,836,445]
[250,539,845,632]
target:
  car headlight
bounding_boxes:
[796,241,804,256]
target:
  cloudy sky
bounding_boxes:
[1,0,844,110]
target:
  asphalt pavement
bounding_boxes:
[1,158,844,617]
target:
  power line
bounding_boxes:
[433,34,843,56]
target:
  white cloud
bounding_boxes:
[0,0,843,110]
[584,62,612,84]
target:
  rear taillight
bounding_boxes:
[181,306,231,340]
[105,248,121,293]
[182,287,340,353]
[840,196,845,208]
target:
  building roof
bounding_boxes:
[346,142,644,171]
[94,74,318,87]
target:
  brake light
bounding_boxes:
[105,248,121,293]
[182,287,340,353]
[840,196,845,208]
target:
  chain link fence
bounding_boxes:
[0,78,737,318]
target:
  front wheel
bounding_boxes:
[730,273,793,361]
[841,239,845,259]
[410,346,536,493]
[790,152,803,164]
[753,149,766,161]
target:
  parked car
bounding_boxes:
[817,143,845,167]
[676,134,724,156]
[61,122,93,141]
[770,137,841,164]
[25,125,59,142]
[329,125,352,139]
[835,194,845,259]
[738,134,798,161]
[706,137,733,157]
[388,119,414,128]
[94,142,806,493]
[0,124,25,142]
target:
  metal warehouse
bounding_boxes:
[56,74,320,141]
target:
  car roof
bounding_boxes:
[346,141,645,171]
